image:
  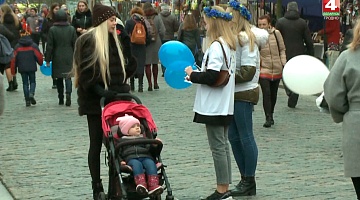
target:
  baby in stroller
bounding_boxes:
[116,114,164,196]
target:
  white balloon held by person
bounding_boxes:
[282,55,329,95]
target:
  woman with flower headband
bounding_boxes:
[226,0,268,197]
[185,6,236,200]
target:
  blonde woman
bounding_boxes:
[258,14,286,127]
[324,17,360,200]
[226,0,268,197]
[185,6,236,200]
[1,4,20,92]
[73,4,136,199]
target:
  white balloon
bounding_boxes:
[283,55,329,95]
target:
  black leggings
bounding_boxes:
[259,78,280,116]
[87,114,103,183]
[352,177,360,199]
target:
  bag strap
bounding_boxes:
[273,30,281,56]
[205,39,229,70]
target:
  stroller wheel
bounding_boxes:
[165,195,175,200]
[97,192,106,200]
[149,195,161,200]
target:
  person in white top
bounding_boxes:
[226,0,268,197]
[185,6,236,200]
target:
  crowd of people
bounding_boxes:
[0,0,359,200]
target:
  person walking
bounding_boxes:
[71,0,92,37]
[275,1,314,108]
[258,14,286,128]
[1,4,20,92]
[184,6,236,200]
[26,8,41,46]
[226,0,268,196]
[125,6,148,92]
[143,2,165,91]
[324,17,360,200]
[72,4,136,199]
[177,13,202,56]
[159,3,179,76]
[42,3,60,89]
[45,9,77,106]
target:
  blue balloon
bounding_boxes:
[158,41,195,71]
[40,61,52,76]
[164,69,192,90]
[0,0,4,5]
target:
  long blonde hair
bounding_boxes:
[0,4,19,27]
[350,17,360,51]
[204,6,236,50]
[73,21,125,89]
[226,6,256,52]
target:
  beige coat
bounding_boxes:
[324,49,360,177]
[259,28,286,80]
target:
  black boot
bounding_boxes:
[92,180,105,200]
[58,94,64,105]
[12,76,18,90]
[130,77,135,91]
[138,77,143,93]
[65,93,71,106]
[270,113,274,125]
[6,81,14,92]
[29,93,36,105]
[231,176,256,196]
[263,114,272,128]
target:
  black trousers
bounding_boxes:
[87,114,103,183]
[352,177,360,199]
[259,78,280,116]
[282,78,299,108]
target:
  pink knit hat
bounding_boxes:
[116,115,140,135]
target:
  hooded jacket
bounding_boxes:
[10,36,43,74]
[159,10,179,40]
[275,10,314,60]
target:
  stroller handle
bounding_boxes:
[100,93,142,108]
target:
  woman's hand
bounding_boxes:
[185,66,193,76]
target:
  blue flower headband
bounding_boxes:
[203,7,233,21]
[228,0,252,21]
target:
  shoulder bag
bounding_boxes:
[205,40,230,87]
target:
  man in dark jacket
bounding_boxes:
[275,1,314,108]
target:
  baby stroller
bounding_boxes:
[99,93,174,200]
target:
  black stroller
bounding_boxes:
[99,94,174,200]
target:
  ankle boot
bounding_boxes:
[138,77,144,93]
[12,76,18,90]
[65,93,71,106]
[6,81,14,92]
[270,113,274,125]
[91,180,104,200]
[58,94,64,105]
[263,114,272,128]
[134,174,148,195]
[130,77,135,91]
[231,176,256,196]
[145,65,153,91]
[147,175,163,196]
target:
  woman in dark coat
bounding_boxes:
[41,3,60,89]
[45,10,77,106]
[1,4,20,92]
[125,6,148,92]
[71,0,92,37]
[73,4,136,199]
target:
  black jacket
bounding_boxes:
[75,33,137,116]
[118,136,155,162]
[12,36,43,73]
[275,10,314,60]
[71,10,92,36]
[3,13,21,48]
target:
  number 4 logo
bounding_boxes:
[325,0,337,10]
[323,0,340,16]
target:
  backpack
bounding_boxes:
[0,34,14,64]
[130,19,147,45]
[146,15,157,42]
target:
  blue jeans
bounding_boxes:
[228,101,258,177]
[127,157,157,176]
[20,72,36,100]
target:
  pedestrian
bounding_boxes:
[71,0,92,37]
[26,8,41,46]
[226,0,268,196]
[258,14,286,128]
[177,13,202,56]
[275,1,314,108]
[45,9,77,106]
[41,3,60,89]
[72,4,136,199]
[143,2,165,91]
[10,34,43,107]
[323,16,360,200]
[0,73,4,115]
[116,115,163,196]
[1,4,20,92]
[159,3,179,76]
[125,6,147,92]
[184,5,236,200]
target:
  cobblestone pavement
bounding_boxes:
[0,71,355,200]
